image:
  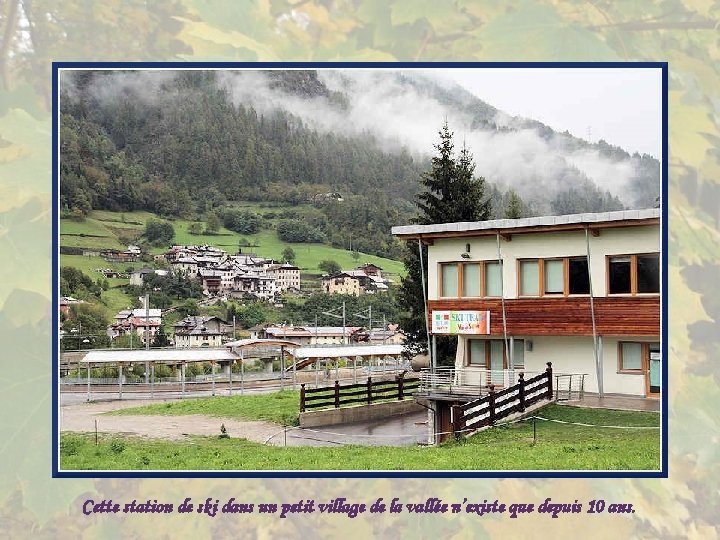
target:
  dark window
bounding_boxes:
[568,258,590,294]
[609,256,632,294]
[637,254,660,293]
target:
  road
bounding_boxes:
[59,394,429,447]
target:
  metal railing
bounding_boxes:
[418,367,546,397]
[554,373,587,401]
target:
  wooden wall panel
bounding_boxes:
[428,297,660,336]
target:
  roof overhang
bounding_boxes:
[391,209,660,242]
[80,349,239,364]
[224,338,301,350]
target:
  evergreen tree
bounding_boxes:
[399,122,492,364]
[504,189,525,219]
[152,326,171,348]
[281,247,296,265]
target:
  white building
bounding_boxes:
[392,209,661,399]
[267,263,301,292]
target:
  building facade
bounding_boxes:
[393,209,661,398]
[173,316,231,348]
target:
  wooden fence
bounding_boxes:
[300,376,420,412]
[452,362,553,436]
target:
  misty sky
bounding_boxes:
[444,67,662,158]
[63,67,661,210]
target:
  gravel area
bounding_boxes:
[59,399,295,446]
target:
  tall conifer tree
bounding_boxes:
[399,122,491,363]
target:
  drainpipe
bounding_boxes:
[418,239,432,372]
[496,233,510,383]
[585,227,603,397]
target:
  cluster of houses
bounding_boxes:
[106,304,403,348]
[321,263,391,295]
[107,305,164,344]
[163,245,300,301]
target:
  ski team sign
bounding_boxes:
[431,310,490,335]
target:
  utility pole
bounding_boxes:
[352,306,380,344]
[144,293,150,384]
[320,301,347,345]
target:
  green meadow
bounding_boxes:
[62,403,660,471]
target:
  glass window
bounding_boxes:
[544,260,564,294]
[441,263,458,297]
[485,261,502,297]
[568,257,590,294]
[520,260,539,296]
[512,339,525,368]
[621,342,642,370]
[637,254,660,293]
[609,256,631,294]
[469,340,485,365]
[462,263,481,297]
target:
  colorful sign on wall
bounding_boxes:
[431,310,490,335]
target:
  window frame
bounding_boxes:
[438,260,503,299]
[606,252,660,296]
[467,338,508,368]
[617,341,656,374]
[466,337,525,370]
[517,256,590,298]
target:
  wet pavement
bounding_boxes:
[559,394,661,412]
[274,411,429,447]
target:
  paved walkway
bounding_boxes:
[60,399,427,447]
[558,394,660,412]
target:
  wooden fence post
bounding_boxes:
[300,383,306,413]
[451,404,462,440]
[546,362,553,400]
[397,373,404,401]
[488,384,496,425]
[367,377,372,405]
[334,380,340,408]
[518,373,525,412]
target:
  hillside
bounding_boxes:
[58,70,660,262]
[60,207,406,319]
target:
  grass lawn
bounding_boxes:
[110,390,301,426]
[63,403,660,471]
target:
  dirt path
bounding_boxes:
[59,400,295,446]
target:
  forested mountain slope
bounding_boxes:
[60,70,660,259]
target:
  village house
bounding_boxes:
[101,248,140,263]
[173,315,232,348]
[129,267,169,286]
[267,263,301,292]
[230,271,277,301]
[392,208,661,399]
[59,296,84,316]
[321,263,391,295]
[354,325,405,345]
[107,306,163,344]
[321,272,362,296]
